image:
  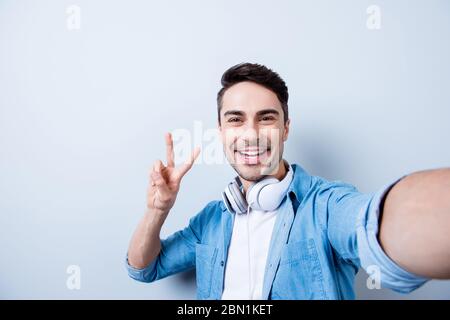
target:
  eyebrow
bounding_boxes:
[223,110,245,117]
[256,109,280,117]
[223,108,280,118]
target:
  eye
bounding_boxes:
[260,116,276,121]
[228,117,242,123]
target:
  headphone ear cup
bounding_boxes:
[257,166,294,211]
[246,177,279,211]
[221,190,234,214]
[223,183,240,214]
[229,180,248,214]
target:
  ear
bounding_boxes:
[282,119,290,142]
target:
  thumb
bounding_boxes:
[151,171,171,195]
[154,159,164,173]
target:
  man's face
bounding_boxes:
[219,81,290,181]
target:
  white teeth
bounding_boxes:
[238,150,267,156]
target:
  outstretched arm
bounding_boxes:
[379,168,450,279]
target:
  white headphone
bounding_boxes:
[222,161,294,214]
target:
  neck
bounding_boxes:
[241,160,288,193]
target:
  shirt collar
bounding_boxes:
[287,163,312,205]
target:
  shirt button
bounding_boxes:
[220,261,224,267]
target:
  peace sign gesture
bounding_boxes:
[147,132,201,216]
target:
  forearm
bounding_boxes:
[379,168,450,279]
[127,209,167,269]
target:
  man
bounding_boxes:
[126,63,450,299]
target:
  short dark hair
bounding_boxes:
[217,62,289,124]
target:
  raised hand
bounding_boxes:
[147,132,200,216]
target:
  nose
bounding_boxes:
[238,120,259,146]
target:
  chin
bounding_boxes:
[231,163,274,181]
[234,166,264,181]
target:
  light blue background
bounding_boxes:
[0,0,449,299]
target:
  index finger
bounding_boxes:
[165,132,175,168]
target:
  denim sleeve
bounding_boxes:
[125,202,215,283]
[325,176,428,293]
[356,175,429,293]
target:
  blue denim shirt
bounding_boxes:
[126,164,428,299]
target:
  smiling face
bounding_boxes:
[219,81,290,183]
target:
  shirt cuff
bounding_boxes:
[125,253,157,283]
[356,174,429,293]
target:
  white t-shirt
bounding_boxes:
[221,207,278,300]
